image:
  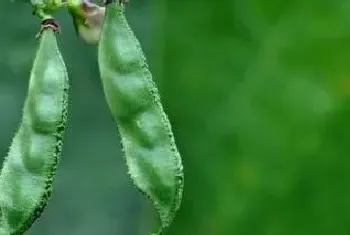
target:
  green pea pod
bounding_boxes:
[0,22,69,235]
[98,2,183,234]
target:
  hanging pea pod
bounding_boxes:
[98,1,184,234]
[0,19,69,235]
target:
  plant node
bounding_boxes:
[36,18,60,38]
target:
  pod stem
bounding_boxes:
[36,18,60,39]
[32,7,53,20]
[31,0,69,21]
[104,0,128,6]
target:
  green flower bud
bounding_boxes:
[68,0,105,44]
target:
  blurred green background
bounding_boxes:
[2,0,350,234]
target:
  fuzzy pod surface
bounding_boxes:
[98,3,184,234]
[0,25,69,235]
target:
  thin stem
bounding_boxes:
[31,0,69,20]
